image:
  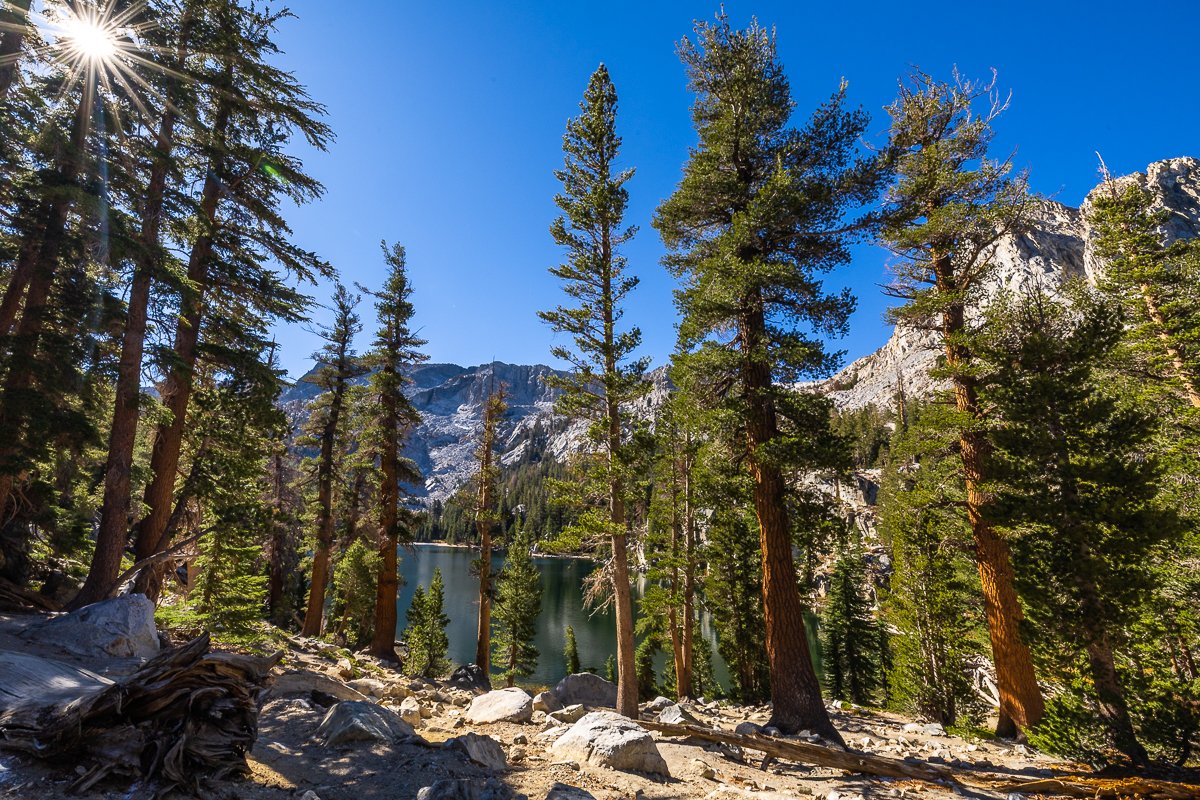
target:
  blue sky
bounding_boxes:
[270,0,1199,379]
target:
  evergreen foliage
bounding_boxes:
[492,525,542,686]
[331,538,379,648]
[821,537,881,705]
[564,625,581,675]
[404,568,450,679]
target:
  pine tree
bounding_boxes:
[538,63,648,718]
[880,402,988,728]
[331,538,379,648]
[879,69,1044,737]
[474,380,508,676]
[979,287,1177,766]
[493,525,542,686]
[821,538,881,706]
[404,568,450,679]
[635,637,660,701]
[653,12,882,739]
[360,242,427,659]
[300,283,366,636]
[564,624,581,675]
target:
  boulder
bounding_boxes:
[447,663,492,692]
[314,700,415,747]
[416,777,519,800]
[533,690,563,713]
[399,696,424,727]
[445,732,507,771]
[347,677,387,698]
[466,687,533,724]
[551,672,617,709]
[643,696,674,713]
[550,711,670,776]
[547,704,587,724]
[658,703,700,725]
[733,721,763,737]
[545,785,597,800]
[23,595,159,659]
[922,722,946,737]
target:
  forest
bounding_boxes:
[0,0,1198,785]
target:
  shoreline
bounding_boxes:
[409,540,594,562]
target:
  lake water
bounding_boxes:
[395,544,729,689]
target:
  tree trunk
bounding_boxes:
[370,367,401,661]
[0,0,31,101]
[267,448,288,621]
[938,262,1044,736]
[1139,283,1200,408]
[742,302,841,743]
[121,90,233,604]
[77,24,192,608]
[680,437,696,699]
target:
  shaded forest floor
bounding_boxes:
[0,612,1140,800]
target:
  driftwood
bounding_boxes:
[640,719,1200,799]
[0,633,281,794]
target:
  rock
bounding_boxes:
[336,658,356,680]
[658,703,700,725]
[733,721,763,737]
[271,670,370,702]
[445,732,507,771]
[426,703,439,718]
[536,725,571,742]
[551,760,581,771]
[347,677,387,698]
[466,687,534,724]
[548,704,587,724]
[551,672,618,709]
[691,758,716,779]
[512,733,529,745]
[399,696,424,727]
[643,695,674,713]
[545,785,596,800]
[510,745,527,763]
[416,777,518,800]
[922,722,946,737]
[314,700,415,747]
[383,681,410,700]
[531,710,547,724]
[447,663,492,692]
[300,792,322,800]
[550,711,670,776]
[533,690,563,713]
[901,722,921,733]
[23,595,159,659]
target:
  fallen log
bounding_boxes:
[0,575,59,611]
[640,720,1200,799]
[0,633,281,795]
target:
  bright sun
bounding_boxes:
[63,17,118,61]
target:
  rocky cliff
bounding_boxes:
[822,156,1200,411]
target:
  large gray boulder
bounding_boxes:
[550,711,669,776]
[551,672,617,709]
[465,687,533,724]
[416,778,520,800]
[532,690,563,713]
[657,703,700,725]
[313,700,415,747]
[23,595,160,659]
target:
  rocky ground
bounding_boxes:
[0,602,1081,800]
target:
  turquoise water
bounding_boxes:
[395,544,728,689]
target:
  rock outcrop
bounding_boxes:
[550,711,670,776]
[465,687,534,724]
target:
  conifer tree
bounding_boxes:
[821,538,881,706]
[0,0,31,101]
[493,524,542,686]
[474,380,508,676]
[331,538,379,648]
[980,287,1176,766]
[404,568,450,678]
[879,69,1044,737]
[564,625,581,675]
[361,242,427,659]
[654,12,882,739]
[539,63,648,717]
[301,283,366,636]
[881,401,988,728]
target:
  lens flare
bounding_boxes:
[63,16,119,61]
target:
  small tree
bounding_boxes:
[331,539,379,648]
[404,568,450,678]
[564,625,581,675]
[474,382,508,675]
[493,525,542,686]
[821,539,881,706]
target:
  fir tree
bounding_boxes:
[474,380,508,676]
[404,568,450,678]
[879,69,1044,737]
[635,637,660,701]
[360,242,427,659]
[493,525,542,686]
[821,538,881,706]
[331,538,379,648]
[564,624,581,675]
[301,283,366,636]
[654,12,882,738]
[880,402,988,728]
[980,287,1177,766]
[538,63,648,717]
